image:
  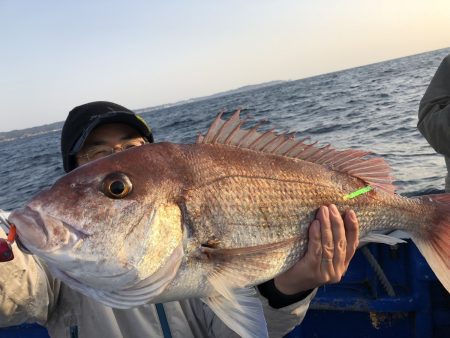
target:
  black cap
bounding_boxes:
[61,101,153,172]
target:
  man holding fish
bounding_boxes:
[0,101,360,337]
[2,54,450,338]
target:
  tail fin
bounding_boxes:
[412,194,450,293]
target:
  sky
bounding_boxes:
[1,0,449,132]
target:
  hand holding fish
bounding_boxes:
[274,205,359,295]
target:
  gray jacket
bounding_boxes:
[417,53,450,191]
[0,224,315,338]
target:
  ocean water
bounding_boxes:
[1,47,449,211]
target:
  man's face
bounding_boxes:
[76,123,147,167]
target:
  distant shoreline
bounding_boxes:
[0,80,287,142]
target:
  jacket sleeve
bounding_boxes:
[417,54,450,156]
[258,287,317,338]
[0,227,59,327]
[202,288,316,338]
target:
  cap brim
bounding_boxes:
[69,112,152,155]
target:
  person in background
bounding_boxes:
[418,54,450,191]
[0,101,360,337]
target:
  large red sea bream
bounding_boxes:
[9,111,450,338]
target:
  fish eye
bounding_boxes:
[102,173,132,199]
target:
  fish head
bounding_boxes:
[9,144,184,298]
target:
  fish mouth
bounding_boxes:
[9,206,90,252]
[9,206,49,250]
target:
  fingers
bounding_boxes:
[344,209,359,267]
[329,204,347,279]
[274,206,359,294]
[315,205,359,284]
[306,219,322,275]
[316,206,336,278]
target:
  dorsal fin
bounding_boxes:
[196,110,396,194]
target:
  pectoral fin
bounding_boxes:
[359,232,406,246]
[197,238,303,337]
